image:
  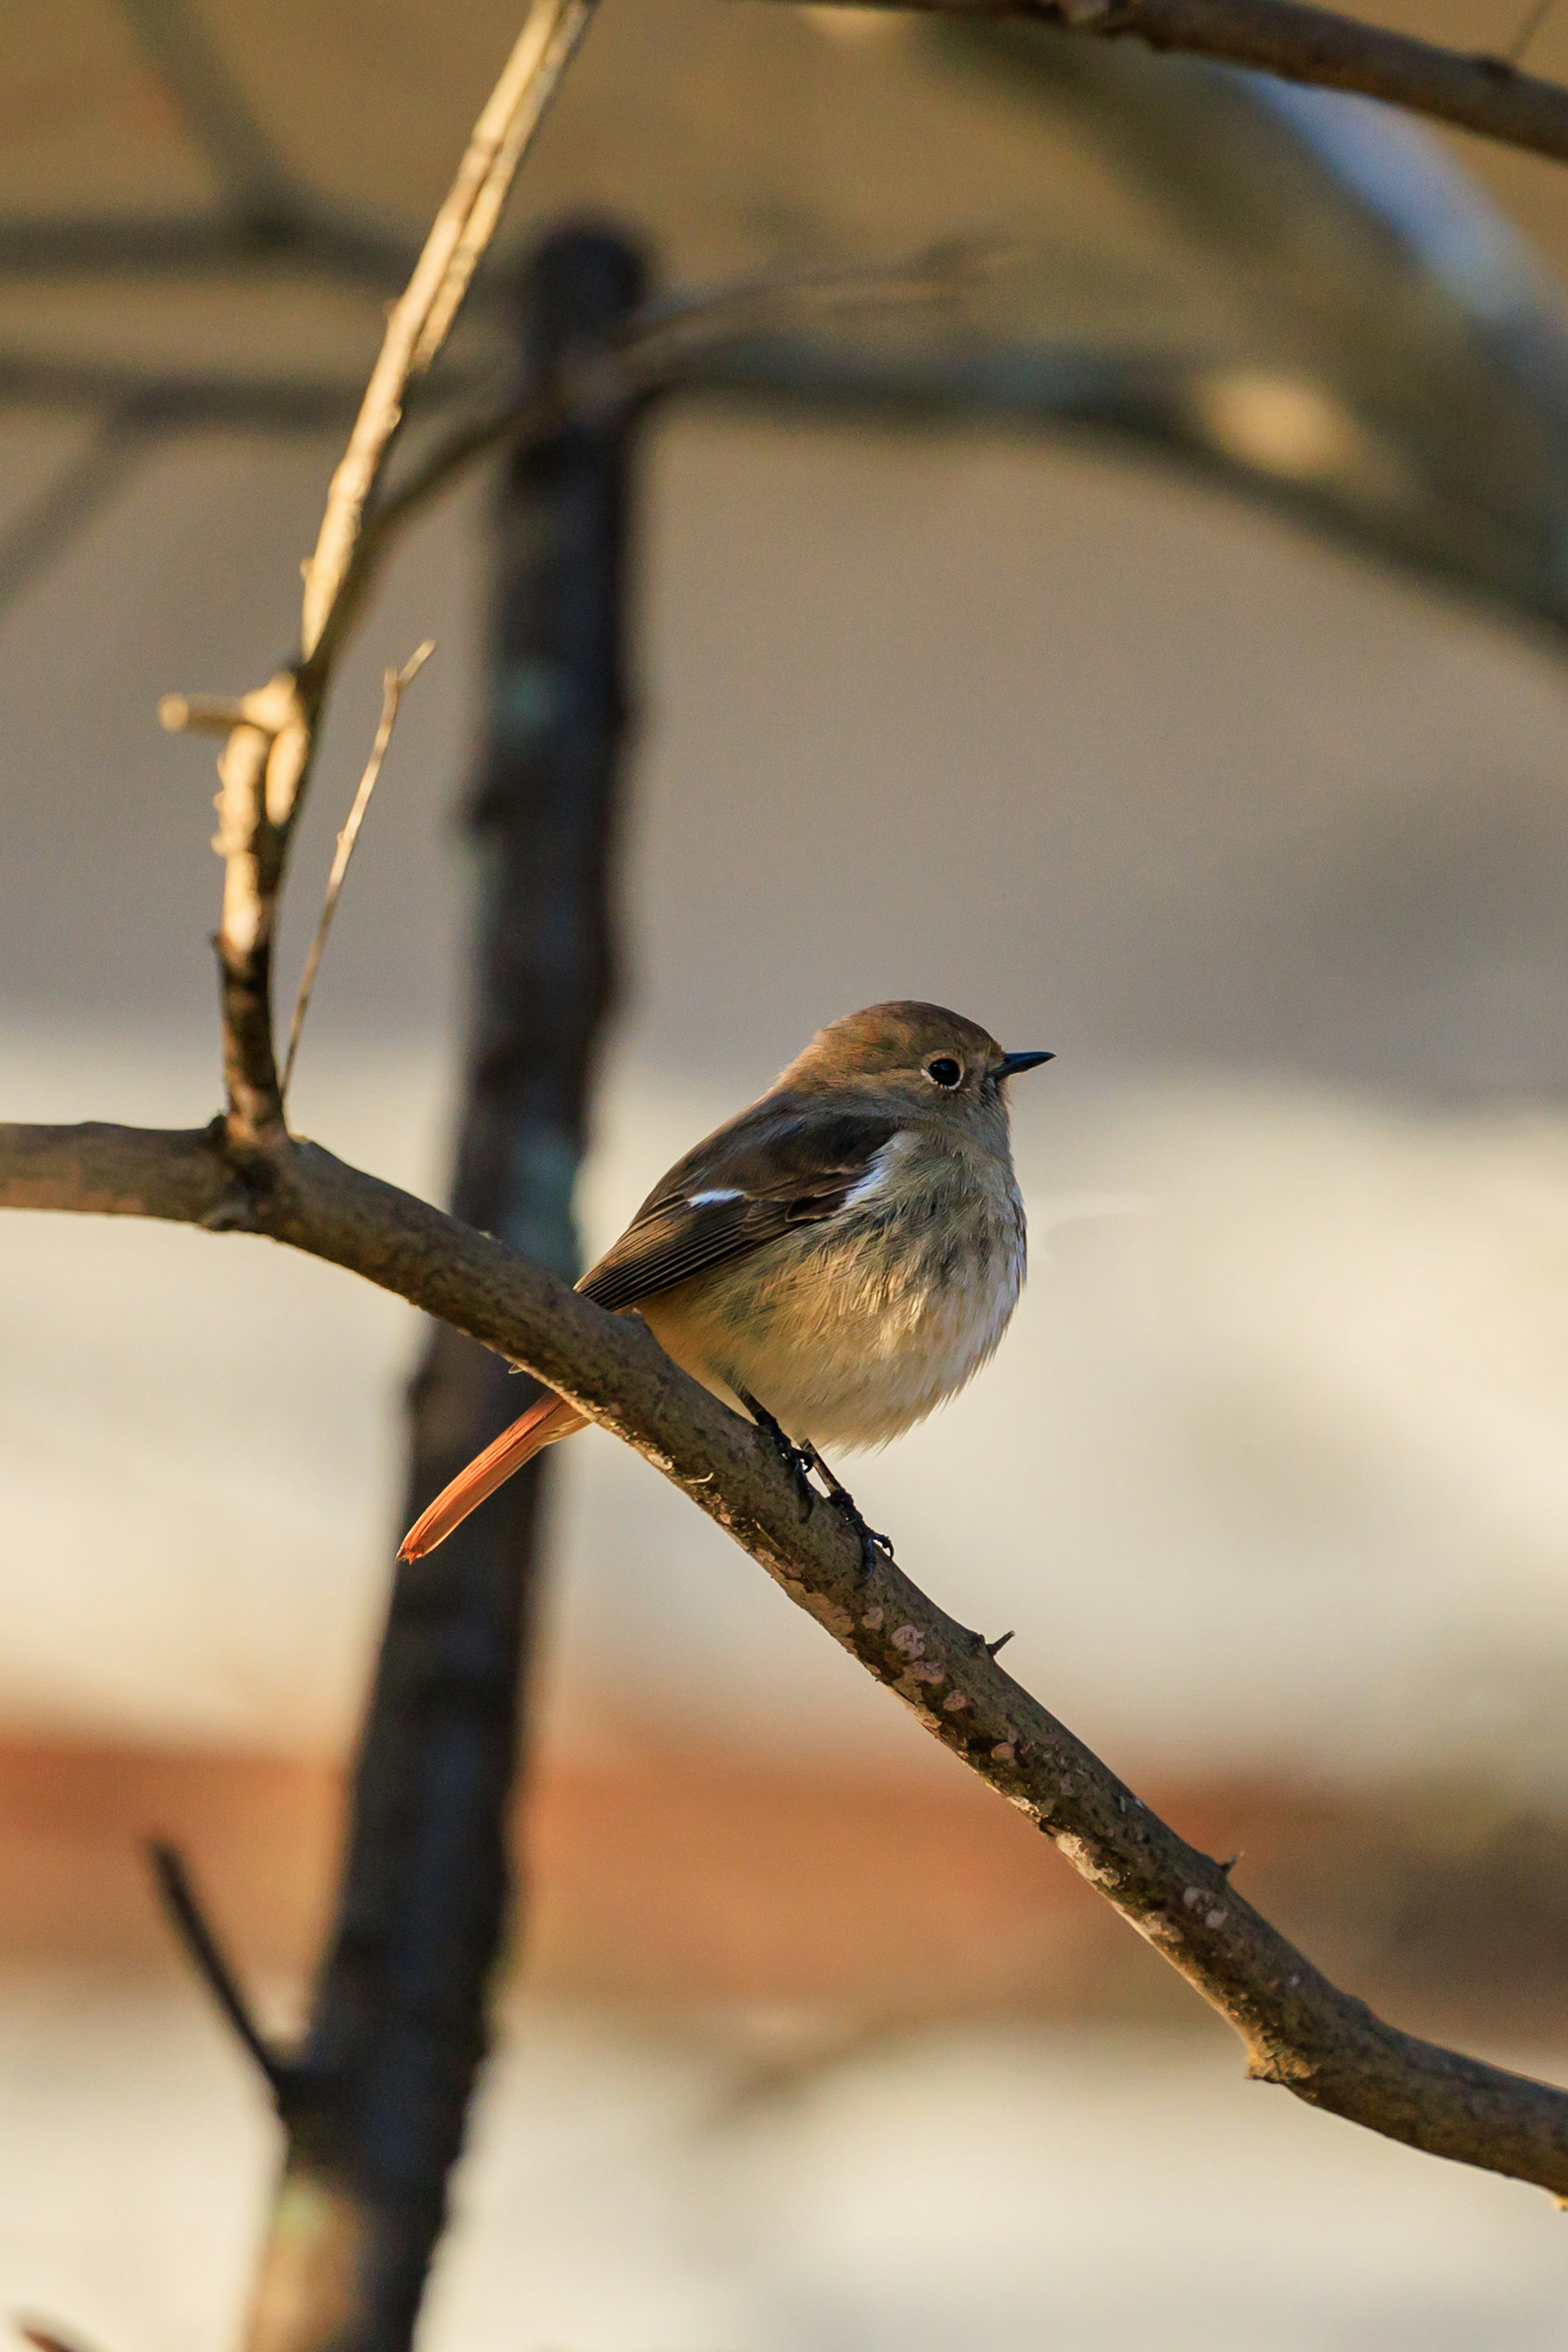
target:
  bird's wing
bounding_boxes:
[579,1106,906,1313]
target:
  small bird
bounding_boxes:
[399,1001,1052,1564]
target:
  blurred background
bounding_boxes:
[4,0,1568,2344]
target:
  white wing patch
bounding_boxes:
[688,1137,909,1218]
[839,1133,909,1211]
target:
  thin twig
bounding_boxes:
[7,1115,1568,2202]
[147,1839,287,2095]
[281,639,434,1104]
[409,0,600,372]
[299,0,601,665]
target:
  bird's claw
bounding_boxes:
[838,1499,892,1583]
[801,1444,893,1581]
[738,1391,895,1576]
[739,1390,817,1519]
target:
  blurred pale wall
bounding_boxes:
[3,399,1568,1797]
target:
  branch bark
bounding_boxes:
[4,1112,1566,2201]
[784,0,1568,167]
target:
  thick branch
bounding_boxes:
[789,0,1568,167]
[4,1115,1566,2199]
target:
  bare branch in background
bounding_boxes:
[281,639,435,1104]
[786,0,1568,166]
[1509,0,1561,66]
[116,0,302,236]
[148,1841,290,2097]
[271,227,648,2351]
[0,415,156,611]
[4,1112,1567,2203]
[349,242,1002,600]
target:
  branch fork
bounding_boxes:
[153,0,604,1161]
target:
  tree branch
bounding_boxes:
[280,640,434,1104]
[345,242,1001,618]
[4,1113,1566,2201]
[785,0,1568,168]
[117,0,303,238]
[154,0,603,1158]
[147,1840,290,2097]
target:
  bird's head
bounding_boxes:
[775,1001,1053,1131]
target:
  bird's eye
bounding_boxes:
[924,1057,963,1089]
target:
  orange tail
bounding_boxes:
[398,1392,588,1560]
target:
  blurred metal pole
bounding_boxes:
[244,224,647,2352]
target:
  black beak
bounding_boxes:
[997,1050,1054,1080]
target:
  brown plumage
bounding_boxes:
[399,1002,1051,1561]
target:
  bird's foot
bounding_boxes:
[737,1389,817,1520]
[795,1441,894,1582]
[737,1393,893,1578]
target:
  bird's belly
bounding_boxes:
[642,1194,1025,1451]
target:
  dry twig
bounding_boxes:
[158,0,601,1155]
[280,639,435,1103]
[301,0,600,662]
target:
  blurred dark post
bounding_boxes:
[244,225,647,2352]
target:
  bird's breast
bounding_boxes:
[643,1134,1027,1449]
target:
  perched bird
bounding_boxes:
[399,1001,1052,1565]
